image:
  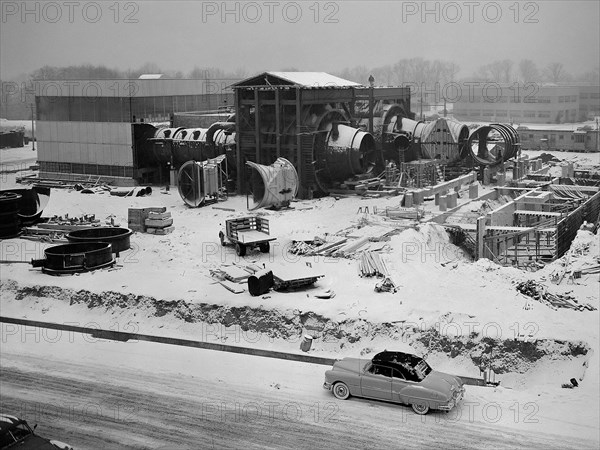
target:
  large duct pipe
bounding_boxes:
[467,123,520,166]
[177,156,225,207]
[325,123,377,179]
[206,122,236,146]
[246,157,298,211]
[172,128,208,143]
[311,109,380,192]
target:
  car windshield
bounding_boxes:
[414,360,432,381]
[0,423,33,447]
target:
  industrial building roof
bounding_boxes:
[231,71,363,89]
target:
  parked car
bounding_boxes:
[0,414,73,449]
[323,351,465,415]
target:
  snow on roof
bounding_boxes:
[268,72,362,87]
[232,71,362,88]
[515,121,599,132]
[463,120,599,132]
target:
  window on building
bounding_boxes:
[574,134,585,143]
[559,135,564,140]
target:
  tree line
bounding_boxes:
[1,59,598,120]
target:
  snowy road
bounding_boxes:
[0,332,597,450]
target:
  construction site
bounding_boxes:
[1,72,599,447]
[11,72,600,268]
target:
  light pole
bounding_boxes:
[596,116,600,152]
[30,103,35,151]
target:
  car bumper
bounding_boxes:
[438,386,465,411]
[323,381,332,391]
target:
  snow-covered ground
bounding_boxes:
[1,147,599,445]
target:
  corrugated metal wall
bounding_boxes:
[37,121,133,167]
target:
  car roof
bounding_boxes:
[0,414,27,433]
[372,351,423,366]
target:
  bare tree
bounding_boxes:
[544,62,568,83]
[518,59,540,82]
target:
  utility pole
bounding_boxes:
[596,116,600,152]
[30,103,35,151]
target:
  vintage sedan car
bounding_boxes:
[0,414,73,449]
[323,351,465,415]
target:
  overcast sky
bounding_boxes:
[1,0,599,80]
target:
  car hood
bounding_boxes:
[421,371,463,393]
[18,435,62,449]
[333,358,369,373]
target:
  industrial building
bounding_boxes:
[35,78,235,185]
[453,84,596,124]
[517,124,600,152]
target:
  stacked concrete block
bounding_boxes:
[128,207,174,235]
[145,210,174,235]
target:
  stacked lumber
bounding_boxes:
[289,241,315,255]
[358,251,398,293]
[516,280,596,311]
[358,251,389,277]
[381,206,422,220]
[580,265,600,275]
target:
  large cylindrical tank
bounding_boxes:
[66,227,133,254]
[0,192,22,238]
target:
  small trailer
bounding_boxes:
[219,216,276,256]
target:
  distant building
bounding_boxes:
[517,124,599,152]
[453,84,599,125]
[577,84,600,120]
[35,78,236,185]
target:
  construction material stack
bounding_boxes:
[128,207,174,235]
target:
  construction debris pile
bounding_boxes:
[289,223,396,258]
[209,262,324,296]
[516,280,597,311]
[22,214,104,242]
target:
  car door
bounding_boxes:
[391,367,411,404]
[360,363,392,400]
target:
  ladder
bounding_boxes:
[436,165,445,183]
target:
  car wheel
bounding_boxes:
[332,382,350,400]
[411,403,430,415]
[259,242,270,253]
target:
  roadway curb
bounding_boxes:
[0,315,338,367]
